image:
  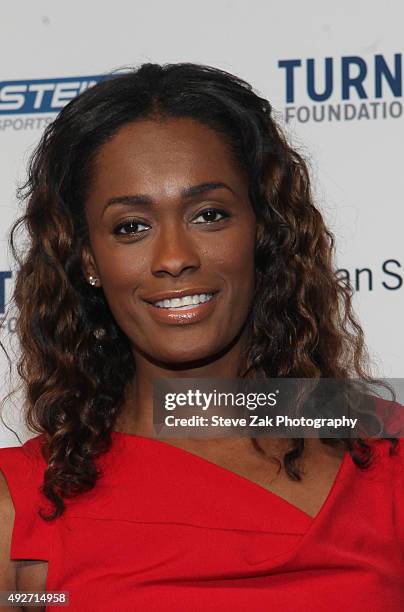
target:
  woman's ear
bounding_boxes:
[81,244,100,286]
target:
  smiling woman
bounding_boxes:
[81,116,256,370]
[0,62,402,611]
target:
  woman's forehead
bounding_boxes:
[94,117,236,167]
[86,118,248,208]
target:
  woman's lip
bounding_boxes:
[143,293,219,325]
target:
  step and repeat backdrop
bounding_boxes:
[0,1,402,445]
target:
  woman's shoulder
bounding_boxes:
[0,433,52,561]
[373,396,404,437]
[369,396,404,478]
[0,433,48,488]
[366,436,403,470]
[0,432,46,458]
[361,438,404,521]
[371,438,404,543]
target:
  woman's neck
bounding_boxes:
[115,325,251,437]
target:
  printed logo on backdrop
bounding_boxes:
[0,75,103,131]
[278,53,403,123]
[336,260,402,292]
[0,271,14,334]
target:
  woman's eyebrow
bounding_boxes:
[102,181,235,214]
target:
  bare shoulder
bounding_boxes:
[16,558,48,592]
[0,469,48,598]
[0,469,17,590]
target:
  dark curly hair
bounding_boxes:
[0,62,398,521]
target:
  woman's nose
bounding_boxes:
[151,222,201,278]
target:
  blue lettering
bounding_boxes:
[342,56,368,100]
[281,54,402,104]
[0,271,12,313]
[278,59,301,103]
[375,54,402,98]
[0,75,103,115]
[307,57,333,101]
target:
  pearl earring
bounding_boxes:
[88,276,98,286]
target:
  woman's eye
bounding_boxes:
[113,220,149,236]
[192,209,229,224]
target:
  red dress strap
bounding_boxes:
[0,434,53,560]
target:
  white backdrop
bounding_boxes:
[0,0,402,446]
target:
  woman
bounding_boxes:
[0,62,402,611]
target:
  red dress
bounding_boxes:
[0,432,403,611]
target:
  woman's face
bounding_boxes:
[82,117,257,366]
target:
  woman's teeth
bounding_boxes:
[153,293,214,309]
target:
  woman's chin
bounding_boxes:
[140,342,227,370]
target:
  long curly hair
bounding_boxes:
[0,62,398,521]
